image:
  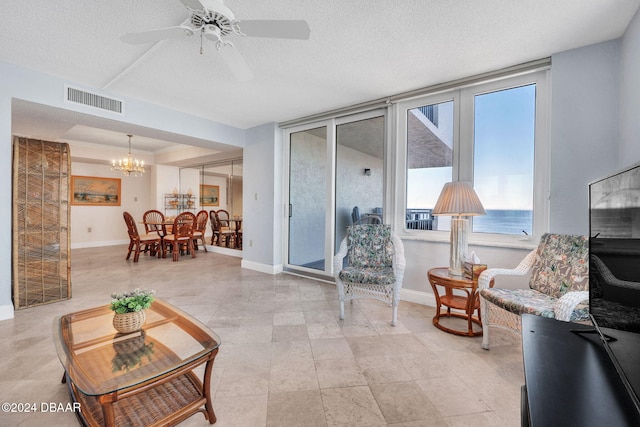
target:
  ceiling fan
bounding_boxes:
[120,0,311,81]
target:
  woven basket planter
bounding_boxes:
[113,310,146,334]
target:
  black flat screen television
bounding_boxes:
[589,162,640,415]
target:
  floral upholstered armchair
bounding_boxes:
[333,224,406,326]
[478,233,589,349]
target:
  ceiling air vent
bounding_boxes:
[65,86,123,114]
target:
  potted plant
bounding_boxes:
[110,288,155,334]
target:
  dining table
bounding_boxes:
[228,218,242,231]
[227,218,242,248]
[141,219,175,237]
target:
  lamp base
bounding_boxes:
[449,217,468,276]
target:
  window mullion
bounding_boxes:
[457,89,474,183]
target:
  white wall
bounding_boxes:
[70,162,152,247]
[155,164,181,212]
[621,9,640,165]
[549,40,621,235]
[0,97,12,319]
[242,123,283,273]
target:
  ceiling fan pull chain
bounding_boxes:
[200,30,204,54]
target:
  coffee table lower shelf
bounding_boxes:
[66,371,211,427]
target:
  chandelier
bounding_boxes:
[112,134,145,177]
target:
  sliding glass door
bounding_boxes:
[335,115,385,253]
[285,110,386,277]
[288,126,328,271]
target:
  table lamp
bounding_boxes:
[432,182,486,276]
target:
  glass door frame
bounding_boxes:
[283,108,388,279]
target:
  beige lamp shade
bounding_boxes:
[432,182,486,217]
[432,182,485,275]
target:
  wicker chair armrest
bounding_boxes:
[554,291,589,321]
[478,248,538,290]
[591,254,640,290]
[333,237,349,277]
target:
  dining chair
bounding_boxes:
[142,209,166,237]
[163,211,196,261]
[123,211,163,262]
[216,209,231,229]
[235,223,243,249]
[213,211,235,247]
[209,210,219,245]
[192,210,208,252]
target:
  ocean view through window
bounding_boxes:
[472,84,535,235]
[404,80,538,236]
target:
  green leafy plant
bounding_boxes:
[110,288,155,314]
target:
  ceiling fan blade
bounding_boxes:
[218,46,254,81]
[179,0,206,10]
[238,20,310,40]
[121,26,195,44]
[180,0,231,15]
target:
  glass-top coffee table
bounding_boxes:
[53,299,221,426]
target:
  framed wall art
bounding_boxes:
[200,184,220,206]
[71,175,121,206]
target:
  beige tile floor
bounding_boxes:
[0,245,524,427]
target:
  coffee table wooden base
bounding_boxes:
[63,352,217,427]
[67,371,211,427]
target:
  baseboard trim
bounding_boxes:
[71,240,128,249]
[0,303,15,321]
[206,245,243,258]
[241,260,283,275]
[400,288,436,308]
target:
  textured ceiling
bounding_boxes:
[2,0,640,155]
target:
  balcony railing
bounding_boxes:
[406,208,436,230]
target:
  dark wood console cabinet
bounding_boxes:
[521,315,640,426]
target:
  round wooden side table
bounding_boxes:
[427,267,493,337]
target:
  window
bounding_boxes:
[472,85,535,235]
[399,71,548,242]
[406,99,454,231]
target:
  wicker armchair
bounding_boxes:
[333,224,406,326]
[478,233,589,349]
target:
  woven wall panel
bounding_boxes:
[13,137,71,309]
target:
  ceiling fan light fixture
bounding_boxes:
[203,25,222,42]
[189,0,235,36]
